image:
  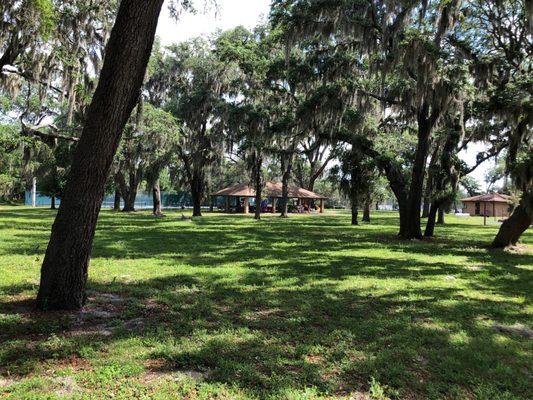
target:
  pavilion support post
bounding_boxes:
[244,197,249,214]
[32,177,37,207]
[225,196,230,213]
[320,199,324,214]
[272,198,277,213]
[209,196,214,212]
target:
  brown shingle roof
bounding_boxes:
[461,193,513,203]
[212,181,327,199]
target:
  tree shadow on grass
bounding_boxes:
[1,209,531,398]
[1,270,531,398]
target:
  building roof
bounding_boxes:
[212,181,328,200]
[461,193,513,203]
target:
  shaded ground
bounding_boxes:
[0,207,531,399]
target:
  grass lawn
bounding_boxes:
[0,206,531,399]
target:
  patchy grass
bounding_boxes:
[0,206,531,399]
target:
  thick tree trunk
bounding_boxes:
[351,205,358,225]
[122,190,137,212]
[401,117,431,239]
[437,208,445,224]
[122,170,140,212]
[397,199,410,238]
[113,190,121,211]
[424,203,438,237]
[36,0,164,311]
[375,202,379,211]
[362,201,370,222]
[191,180,203,217]
[492,202,532,248]
[50,196,56,210]
[152,179,162,216]
[421,199,430,218]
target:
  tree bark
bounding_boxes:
[116,167,141,212]
[362,201,370,222]
[253,157,262,220]
[280,152,293,218]
[351,205,359,225]
[152,178,162,216]
[492,201,532,248]
[421,198,430,218]
[36,0,164,311]
[191,178,203,217]
[437,208,445,224]
[401,114,432,239]
[424,203,438,237]
[113,190,121,211]
[397,199,410,238]
[0,33,26,71]
[122,189,137,212]
[350,168,359,225]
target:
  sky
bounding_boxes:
[156,0,270,45]
[155,0,495,190]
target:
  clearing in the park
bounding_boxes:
[0,207,531,399]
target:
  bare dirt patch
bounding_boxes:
[0,376,14,388]
[504,244,533,255]
[142,359,209,384]
[52,354,92,371]
[492,323,533,339]
[52,376,81,397]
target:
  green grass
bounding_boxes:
[0,206,531,399]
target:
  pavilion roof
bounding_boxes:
[461,193,513,203]
[212,181,327,199]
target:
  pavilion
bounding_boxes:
[211,181,327,214]
[461,193,513,218]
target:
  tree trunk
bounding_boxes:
[362,201,370,222]
[375,201,379,211]
[397,199,410,238]
[307,179,315,193]
[254,158,262,220]
[36,0,164,311]
[437,208,445,224]
[122,170,140,212]
[122,194,135,212]
[191,179,203,217]
[421,198,430,218]
[351,205,359,225]
[401,117,431,239]
[424,203,438,237]
[351,191,359,225]
[152,179,162,216]
[350,173,359,225]
[113,190,121,211]
[122,186,137,212]
[492,202,532,248]
[50,196,56,210]
[280,153,293,218]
